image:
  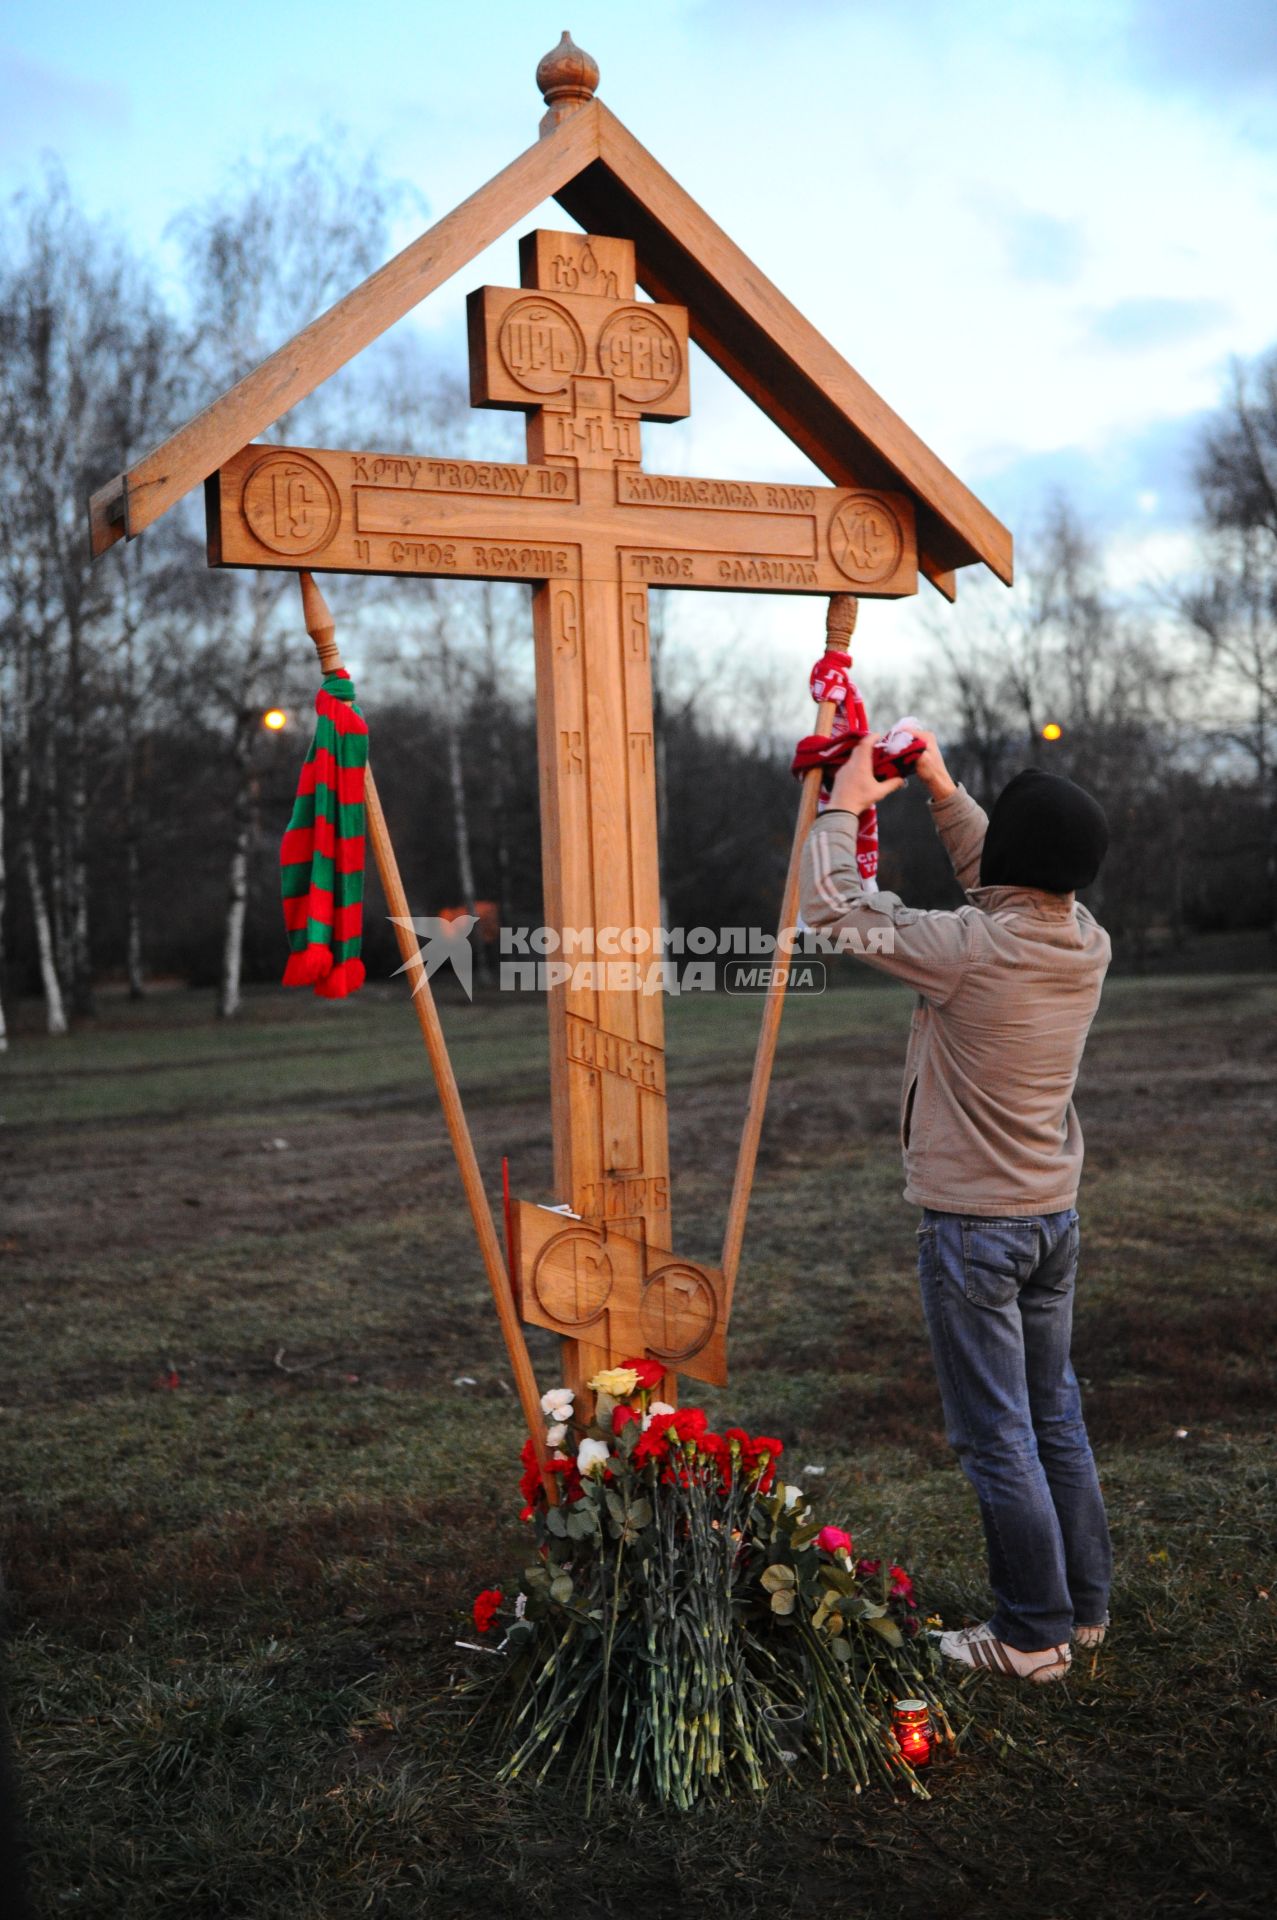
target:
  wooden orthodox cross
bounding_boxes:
[206,225,919,1404]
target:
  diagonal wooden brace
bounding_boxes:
[296,571,556,1499]
[720,593,858,1312]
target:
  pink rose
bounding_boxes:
[816,1525,853,1554]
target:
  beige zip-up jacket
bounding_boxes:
[799,785,1110,1216]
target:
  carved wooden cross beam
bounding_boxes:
[206,226,920,1406]
[511,1198,727,1389]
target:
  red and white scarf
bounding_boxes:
[798,651,923,891]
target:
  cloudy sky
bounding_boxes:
[2,0,1275,677]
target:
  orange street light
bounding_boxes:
[263,708,288,731]
[1042,722,1063,742]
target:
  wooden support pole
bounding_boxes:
[297,572,556,1498]
[720,593,857,1312]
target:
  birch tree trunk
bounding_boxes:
[446,716,488,985]
[218,703,258,1020]
[218,839,249,1019]
[43,720,71,993]
[216,576,277,1021]
[477,583,511,925]
[22,833,66,1035]
[125,830,145,999]
[14,631,67,1035]
[64,597,95,1017]
[438,629,486,982]
[447,721,479,911]
[120,582,146,999]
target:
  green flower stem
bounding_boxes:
[584,1502,630,1809]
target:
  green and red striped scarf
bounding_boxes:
[280,669,368,998]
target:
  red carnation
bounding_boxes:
[671,1407,708,1444]
[889,1564,918,1609]
[472,1588,503,1634]
[622,1357,666,1392]
[643,1412,680,1448]
[633,1426,670,1468]
[519,1436,543,1508]
[519,1437,584,1514]
[547,1454,583,1494]
[613,1402,640,1435]
[746,1435,784,1492]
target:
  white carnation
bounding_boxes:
[577,1437,611,1476]
[547,1423,567,1447]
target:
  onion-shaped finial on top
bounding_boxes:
[536,31,600,135]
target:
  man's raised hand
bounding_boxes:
[911,728,957,801]
[828,734,906,817]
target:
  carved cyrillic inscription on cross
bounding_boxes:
[206,227,920,1403]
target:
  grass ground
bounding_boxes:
[1,971,1275,1919]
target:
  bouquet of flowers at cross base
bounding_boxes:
[465,1361,958,1809]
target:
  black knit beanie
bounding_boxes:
[979,769,1109,893]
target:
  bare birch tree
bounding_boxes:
[0,168,171,1027]
[168,138,420,1014]
[915,495,1188,950]
[1181,350,1277,930]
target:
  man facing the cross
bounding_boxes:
[799,731,1112,1684]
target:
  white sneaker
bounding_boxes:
[938,1620,1071,1684]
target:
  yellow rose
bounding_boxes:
[588,1366,639,1398]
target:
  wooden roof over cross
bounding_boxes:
[88,32,1012,601]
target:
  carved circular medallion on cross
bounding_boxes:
[533,1227,614,1328]
[497,297,586,398]
[240,451,341,557]
[641,1262,717,1361]
[829,493,905,584]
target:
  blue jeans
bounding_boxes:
[917,1208,1112,1650]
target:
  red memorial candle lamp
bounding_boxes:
[892,1698,933,1767]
